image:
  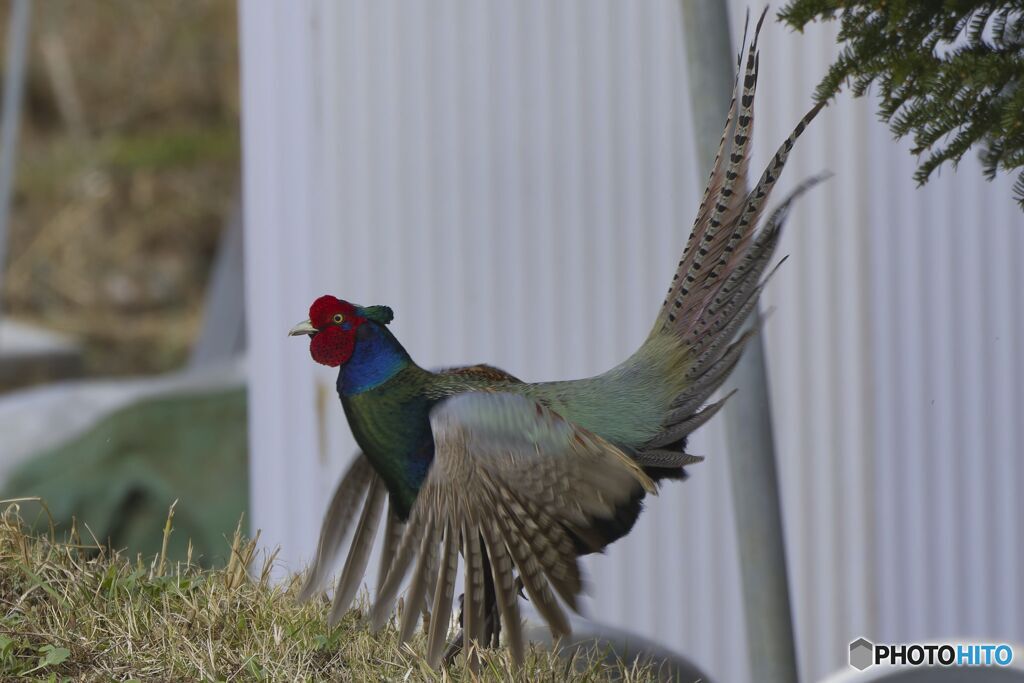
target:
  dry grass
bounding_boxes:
[0,501,659,682]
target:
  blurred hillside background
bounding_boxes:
[2,0,237,377]
[0,0,246,567]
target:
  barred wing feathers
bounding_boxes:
[298,454,387,613]
[299,392,653,668]
[373,391,654,667]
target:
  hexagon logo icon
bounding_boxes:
[849,637,874,671]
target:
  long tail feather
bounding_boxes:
[659,8,768,329]
[633,450,706,468]
[640,98,826,460]
[646,390,735,448]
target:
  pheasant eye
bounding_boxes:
[332,313,344,324]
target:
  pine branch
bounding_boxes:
[779,0,1024,209]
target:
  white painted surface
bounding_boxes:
[239,2,1024,681]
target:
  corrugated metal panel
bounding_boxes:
[240,2,1024,681]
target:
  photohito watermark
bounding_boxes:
[849,637,1014,671]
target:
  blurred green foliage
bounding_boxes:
[2,388,247,566]
[104,127,238,171]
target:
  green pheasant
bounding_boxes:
[292,15,824,668]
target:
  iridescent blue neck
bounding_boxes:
[337,323,411,395]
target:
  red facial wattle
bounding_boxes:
[310,326,355,366]
[306,295,366,367]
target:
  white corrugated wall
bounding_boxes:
[239,2,1024,681]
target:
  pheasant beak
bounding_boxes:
[288,319,318,337]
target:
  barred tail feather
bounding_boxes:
[659,10,749,315]
[641,24,827,458]
[645,173,828,455]
[662,9,765,319]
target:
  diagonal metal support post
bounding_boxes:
[680,3,800,682]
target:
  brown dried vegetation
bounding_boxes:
[1,1,239,374]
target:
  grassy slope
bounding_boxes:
[0,504,658,682]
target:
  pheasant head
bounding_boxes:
[289,295,394,367]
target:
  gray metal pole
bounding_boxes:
[679,3,800,682]
[0,0,32,322]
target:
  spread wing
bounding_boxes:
[299,363,522,618]
[299,363,524,615]
[299,380,654,668]
[369,391,654,667]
